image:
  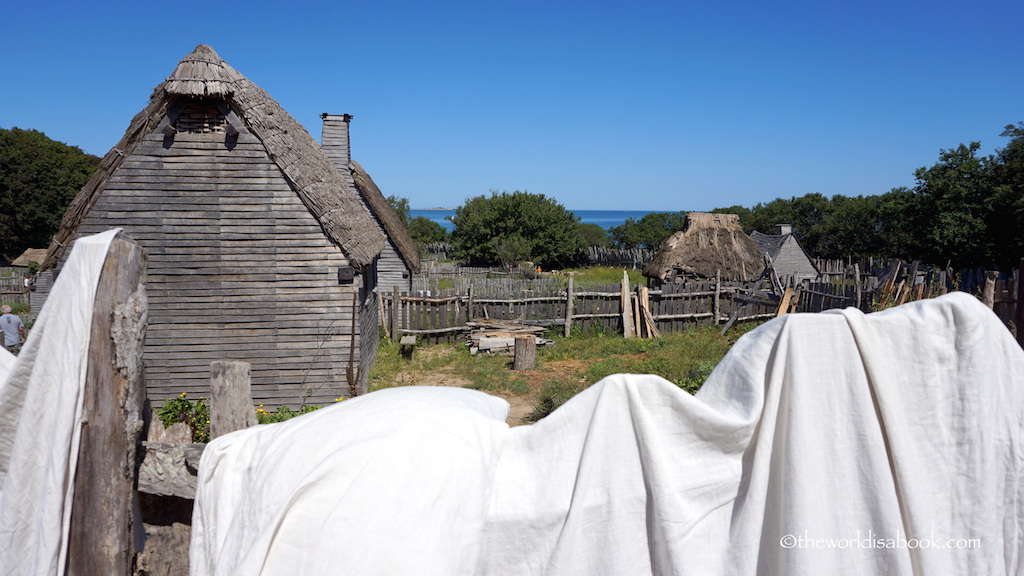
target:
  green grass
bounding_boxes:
[370,322,761,424]
[561,266,646,288]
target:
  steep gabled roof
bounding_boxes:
[43,44,385,270]
[348,160,421,273]
[643,212,765,282]
[750,230,786,260]
[750,230,819,275]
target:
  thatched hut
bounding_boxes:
[321,114,420,293]
[643,212,765,285]
[39,45,387,407]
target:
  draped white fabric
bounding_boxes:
[190,291,1024,575]
[0,230,121,576]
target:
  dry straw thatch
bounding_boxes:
[643,212,766,282]
[349,160,420,273]
[44,44,385,270]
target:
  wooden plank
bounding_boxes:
[67,236,147,576]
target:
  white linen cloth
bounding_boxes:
[191,292,1024,575]
[0,229,121,576]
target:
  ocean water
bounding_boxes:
[409,209,659,232]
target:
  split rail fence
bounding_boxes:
[392,257,1024,345]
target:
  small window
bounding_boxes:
[174,100,227,134]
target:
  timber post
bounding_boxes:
[210,360,257,439]
[67,235,148,576]
[983,271,999,309]
[621,270,634,338]
[391,286,400,338]
[564,275,574,337]
[713,269,721,324]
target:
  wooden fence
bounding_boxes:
[0,267,29,305]
[382,276,783,344]
[387,257,1024,345]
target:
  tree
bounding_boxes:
[609,211,687,250]
[0,128,99,259]
[577,222,609,248]
[408,215,448,245]
[385,194,411,227]
[449,190,583,268]
[911,142,996,268]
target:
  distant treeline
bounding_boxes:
[610,122,1024,270]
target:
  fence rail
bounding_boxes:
[383,277,785,344]
[385,258,1024,345]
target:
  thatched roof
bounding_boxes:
[643,212,765,282]
[43,44,385,271]
[750,230,787,260]
[348,160,421,273]
[11,248,47,268]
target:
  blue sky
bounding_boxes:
[2,0,1021,211]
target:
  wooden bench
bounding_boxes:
[399,335,416,360]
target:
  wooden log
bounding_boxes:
[210,360,256,439]
[564,275,574,337]
[513,335,537,371]
[67,236,148,576]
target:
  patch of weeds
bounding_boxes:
[672,359,718,394]
[158,392,211,443]
[527,377,591,422]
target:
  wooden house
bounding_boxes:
[40,45,387,407]
[320,114,420,293]
[750,224,819,285]
[643,212,765,286]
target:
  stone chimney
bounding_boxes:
[775,224,793,235]
[320,113,353,171]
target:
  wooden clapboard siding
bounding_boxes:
[55,130,363,408]
[377,243,411,293]
[774,235,818,282]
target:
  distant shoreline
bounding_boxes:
[409,208,661,232]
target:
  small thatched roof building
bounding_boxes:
[643,212,765,284]
[11,248,47,269]
[40,45,388,407]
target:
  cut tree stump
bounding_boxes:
[513,335,537,371]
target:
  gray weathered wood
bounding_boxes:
[564,275,574,337]
[621,270,634,338]
[983,270,999,309]
[137,442,203,499]
[67,236,147,576]
[210,360,256,439]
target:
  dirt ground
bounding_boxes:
[385,346,593,427]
